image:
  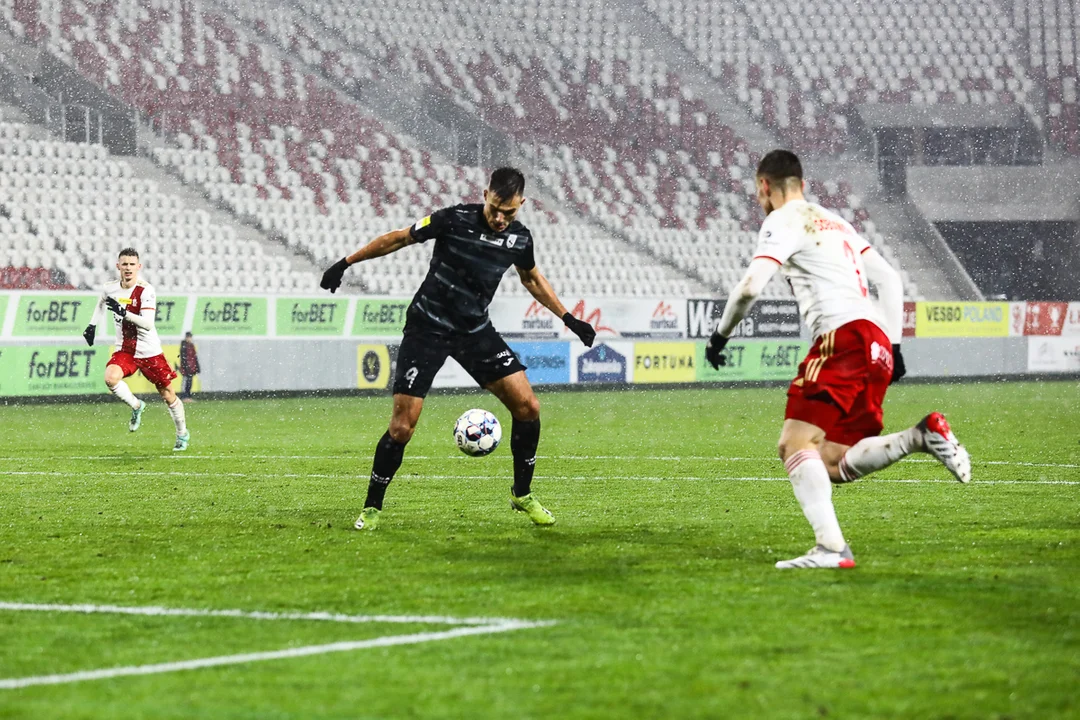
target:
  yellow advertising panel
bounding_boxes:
[915,302,1009,338]
[109,344,200,394]
[632,342,697,383]
[357,344,391,389]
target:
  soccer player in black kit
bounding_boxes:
[320,168,596,530]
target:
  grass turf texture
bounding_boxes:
[0,381,1078,719]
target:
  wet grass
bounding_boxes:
[0,381,1078,719]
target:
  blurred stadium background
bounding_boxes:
[0,0,1076,300]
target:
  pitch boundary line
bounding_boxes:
[0,602,536,627]
[2,455,1078,470]
[0,470,1076,485]
[0,602,555,690]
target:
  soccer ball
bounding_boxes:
[453,408,502,456]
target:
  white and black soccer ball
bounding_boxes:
[453,408,502,457]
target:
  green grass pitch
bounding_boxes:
[0,381,1078,719]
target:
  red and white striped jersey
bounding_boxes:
[753,199,888,341]
[97,279,163,358]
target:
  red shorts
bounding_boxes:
[785,319,893,446]
[108,352,177,390]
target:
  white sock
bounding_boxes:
[109,381,141,410]
[167,399,187,435]
[839,426,924,482]
[785,449,846,551]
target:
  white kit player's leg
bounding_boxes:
[838,413,970,484]
[167,398,190,451]
[838,426,923,482]
[109,380,141,411]
[782,449,851,569]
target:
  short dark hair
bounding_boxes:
[118,247,139,259]
[488,167,525,200]
[756,150,803,184]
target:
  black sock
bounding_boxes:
[364,431,406,510]
[511,418,540,497]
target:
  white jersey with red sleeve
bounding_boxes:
[753,199,886,341]
[97,279,164,359]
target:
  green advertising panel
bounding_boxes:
[352,298,409,336]
[190,297,267,335]
[277,297,349,336]
[0,344,108,396]
[696,340,809,382]
[153,295,188,336]
[13,294,99,336]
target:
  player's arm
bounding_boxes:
[705,258,782,369]
[105,295,155,330]
[861,246,906,382]
[83,292,106,346]
[516,265,595,347]
[319,227,417,293]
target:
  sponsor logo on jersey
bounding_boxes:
[506,234,518,248]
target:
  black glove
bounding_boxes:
[891,343,907,384]
[82,324,96,346]
[562,313,596,347]
[320,257,351,293]
[105,296,126,318]
[705,331,730,370]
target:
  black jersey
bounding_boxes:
[407,203,535,334]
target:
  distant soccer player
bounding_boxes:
[706,150,971,569]
[320,167,596,530]
[82,248,190,451]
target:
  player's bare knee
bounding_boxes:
[516,395,540,422]
[388,418,416,444]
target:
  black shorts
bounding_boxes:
[393,321,526,397]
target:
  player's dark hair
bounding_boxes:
[118,247,139,259]
[756,150,803,184]
[488,167,525,200]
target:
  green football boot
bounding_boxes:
[510,490,555,526]
[129,400,146,432]
[355,507,381,531]
[173,431,190,452]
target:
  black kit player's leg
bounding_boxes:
[364,394,423,510]
[486,371,541,498]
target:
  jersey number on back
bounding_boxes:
[842,241,868,297]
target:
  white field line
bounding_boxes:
[0,470,1076,485]
[1,454,1078,470]
[0,602,533,627]
[0,622,549,690]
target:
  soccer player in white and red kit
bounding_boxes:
[706,150,970,569]
[82,248,190,451]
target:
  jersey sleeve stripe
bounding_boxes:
[860,246,871,254]
[753,255,783,266]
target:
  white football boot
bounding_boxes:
[776,544,856,570]
[919,412,971,483]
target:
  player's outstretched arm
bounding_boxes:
[861,247,906,381]
[320,227,417,293]
[706,257,781,369]
[516,266,595,346]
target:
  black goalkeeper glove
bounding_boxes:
[705,331,730,370]
[562,313,596,347]
[105,296,126,318]
[891,343,907,384]
[82,324,96,347]
[320,257,351,293]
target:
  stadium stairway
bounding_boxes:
[606,0,781,155]
[130,134,323,281]
[208,0,709,296]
